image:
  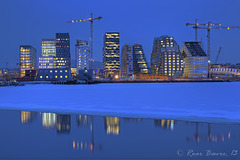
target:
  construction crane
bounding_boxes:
[186,19,240,78]
[215,47,222,64]
[67,13,102,69]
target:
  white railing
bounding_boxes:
[211,68,240,76]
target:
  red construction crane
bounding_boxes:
[186,19,240,78]
[67,13,102,69]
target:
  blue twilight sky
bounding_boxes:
[0,0,240,68]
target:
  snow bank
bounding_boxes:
[0,82,239,123]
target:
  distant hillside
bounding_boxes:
[93,60,103,69]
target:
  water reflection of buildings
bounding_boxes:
[57,114,71,133]
[42,113,56,128]
[124,118,142,122]
[73,115,103,152]
[77,115,89,126]
[104,117,120,135]
[187,122,232,144]
[20,111,37,123]
[154,119,175,130]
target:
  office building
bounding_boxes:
[75,40,90,71]
[132,44,150,75]
[38,38,56,69]
[180,42,208,78]
[120,44,132,78]
[103,32,120,78]
[20,45,37,77]
[55,33,70,68]
[150,35,184,77]
[42,38,56,57]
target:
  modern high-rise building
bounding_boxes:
[38,38,56,69]
[150,35,184,77]
[41,38,56,57]
[20,45,37,77]
[75,40,90,71]
[103,32,120,78]
[180,42,208,78]
[55,33,70,69]
[120,44,132,78]
[132,44,150,75]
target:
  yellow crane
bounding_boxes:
[67,13,102,69]
[186,19,240,78]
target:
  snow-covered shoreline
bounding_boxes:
[0,83,239,123]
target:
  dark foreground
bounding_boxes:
[0,109,240,159]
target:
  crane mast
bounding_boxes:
[67,13,102,70]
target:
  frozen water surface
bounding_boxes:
[0,82,239,123]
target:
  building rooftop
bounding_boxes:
[183,42,207,57]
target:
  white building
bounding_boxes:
[75,40,90,72]
[180,42,208,78]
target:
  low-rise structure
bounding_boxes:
[37,68,71,81]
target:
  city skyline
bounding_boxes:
[1,0,240,68]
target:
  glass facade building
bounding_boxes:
[150,35,184,77]
[132,44,150,75]
[103,32,120,78]
[75,40,90,72]
[180,42,208,78]
[42,38,56,57]
[39,38,56,69]
[120,44,132,78]
[20,45,37,77]
[55,33,70,69]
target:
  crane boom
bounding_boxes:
[215,47,222,64]
[67,13,102,69]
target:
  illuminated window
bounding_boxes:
[40,76,42,78]
[55,76,57,78]
[60,76,62,78]
[60,70,62,73]
[65,76,68,78]
[55,70,57,73]
[46,76,48,78]
[65,70,67,72]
